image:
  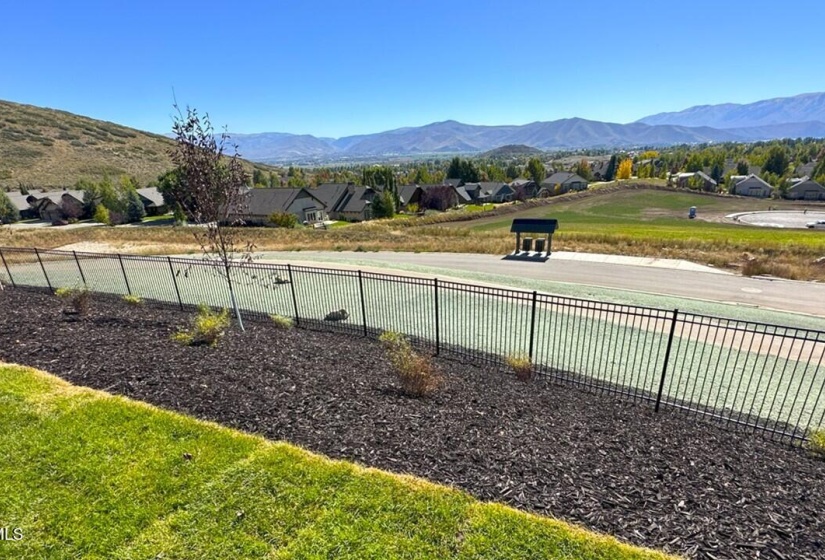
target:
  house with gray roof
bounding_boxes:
[241,187,328,225]
[729,174,773,198]
[509,179,538,199]
[398,184,423,209]
[785,178,825,201]
[136,187,168,215]
[673,171,718,192]
[330,185,378,221]
[539,172,588,196]
[476,182,515,203]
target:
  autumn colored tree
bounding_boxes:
[616,158,633,180]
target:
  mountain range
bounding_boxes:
[229,92,825,162]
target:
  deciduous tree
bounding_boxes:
[526,157,546,186]
[616,158,633,180]
[167,104,252,331]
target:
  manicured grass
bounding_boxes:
[0,363,675,559]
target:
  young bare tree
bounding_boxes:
[167,104,252,331]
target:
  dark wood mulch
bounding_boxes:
[2,288,824,559]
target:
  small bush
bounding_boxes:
[270,314,294,330]
[379,330,440,397]
[269,211,298,228]
[122,294,143,306]
[56,285,91,315]
[506,353,533,382]
[810,427,825,457]
[173,304,230,346]
[93,205,111,225]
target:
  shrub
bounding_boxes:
[269,211,298,228]
[173,304,230,346]
[55,285,91,315]
[379,330,440,397]
[122,294,143,306]
[406,202,419,214]
[506,353,533,382]
[810,427,825,457]
[93,205,111,225]
[270,314,294,330]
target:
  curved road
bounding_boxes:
[258,251,825,318]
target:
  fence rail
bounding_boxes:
[2,246,824,443]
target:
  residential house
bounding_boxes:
[21,189,85,221]
[454,184,473,204]
[673,171,718,192]
[330,185,378,221]
[6,191,39,219]
[398,184,423,209]
[478,182,515,203]
[444,178,463,188]
[538,172,589,196]
[310,183,352,217]
[241,187,328,225]
[785,178,825,201]
[509,179,538,199]
[418,184,459,210]
[136,187,169,215]
[729,174,773,198]
[28,195,63,222]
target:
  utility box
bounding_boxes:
[689,206,696,219]
[522,237,533,252]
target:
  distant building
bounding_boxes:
[785,178,825,201]
[729,174,774,198]
[538,172,589,196]
[673,171,718,192]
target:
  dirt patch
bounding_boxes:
[1,288,824,559]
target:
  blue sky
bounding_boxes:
[2,0,823,138]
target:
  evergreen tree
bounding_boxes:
[126,189,146,223]
[736,160,749,175]
[604,155,617,181]
[710,163,723,184]
[371,190,396,219]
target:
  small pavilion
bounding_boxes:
[504,218,558,262]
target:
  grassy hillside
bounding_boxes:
[0,99,277,190]
[0,363,674,559]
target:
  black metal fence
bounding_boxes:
[2,246,824,443]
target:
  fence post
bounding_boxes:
[287,264,300,326]
[34,248,53,293]
[0,248,15,288]
[528,290,538,360]
[72,251,87,286]
[434,278,440,355]
[655,309,679,412]
[118,254,132,295]
[167,257,183,310]
[358,270,368,337]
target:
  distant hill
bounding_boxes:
[636,92,825,129]
[0,100,277,190]
[245,118,748,163]
[480,144,544,158]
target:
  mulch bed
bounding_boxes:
[2,288,824,559]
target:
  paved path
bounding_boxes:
[257,251,825,318]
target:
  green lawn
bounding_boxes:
[0,363,675,559]
[458,190,825,248]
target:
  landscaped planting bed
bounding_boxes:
[1,288,824,559]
